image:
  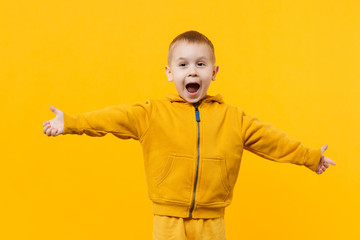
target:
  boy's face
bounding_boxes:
[165,41,219,104]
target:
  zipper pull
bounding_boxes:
[194,105,200,122]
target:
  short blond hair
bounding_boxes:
[167,30,216,66]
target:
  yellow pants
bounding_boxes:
[153,215,226,240]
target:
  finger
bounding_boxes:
[50,128,57,136]
[43,124,51,134]
[46,127,52,136]
[324,162,329,168]
[321,144,328,155]
[43,121,50,127]
[324,157,336,166]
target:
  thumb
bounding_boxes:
[321,144,328,155]
[50,105,61,115]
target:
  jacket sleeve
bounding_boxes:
[63,100,153,141]
[241,111,321,172]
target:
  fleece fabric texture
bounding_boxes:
[63,92,321,219]
[152,214,226,240]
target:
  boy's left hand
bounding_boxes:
[316,144,336,174]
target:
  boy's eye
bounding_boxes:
[178,62,205,67]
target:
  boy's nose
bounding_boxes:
[187,66,198,77]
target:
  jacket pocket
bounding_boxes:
[197,156,231,205]
[154,153,194,204]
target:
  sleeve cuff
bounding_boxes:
[304,147,322,172]
[63,112,82,135]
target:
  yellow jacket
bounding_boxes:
[63,92,321,219]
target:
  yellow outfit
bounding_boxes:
[63,92,321,237]
[153,215,226,240]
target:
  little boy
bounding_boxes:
[43,30,335,240]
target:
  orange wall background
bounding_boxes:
[1,0,359,239]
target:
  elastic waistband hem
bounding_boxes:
[152,202,225,219]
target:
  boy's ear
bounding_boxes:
[211,65,219,81]
[165,65,173,82]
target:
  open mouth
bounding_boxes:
[185,83,200,95]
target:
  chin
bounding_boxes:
[184,94,205,104]
[185,98,198,103]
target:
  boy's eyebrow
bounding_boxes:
[176,56,208,61]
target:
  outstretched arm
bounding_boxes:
[241,111,334,173]
[43,101,153,140]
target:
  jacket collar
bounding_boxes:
[165,92,224,104]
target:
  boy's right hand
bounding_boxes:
[43,105,64,136]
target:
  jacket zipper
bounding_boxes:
[189,104,201,218]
